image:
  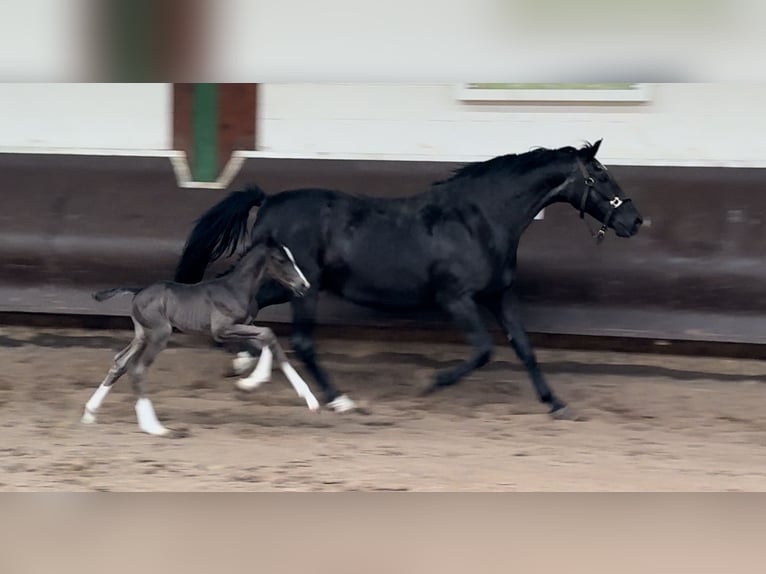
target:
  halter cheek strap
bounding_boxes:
[576,159,631,244]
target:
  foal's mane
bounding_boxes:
[432,143,590,186]
[213,238,267,279]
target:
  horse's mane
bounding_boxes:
[432,143,592,186]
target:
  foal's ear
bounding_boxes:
[580,139,603,160]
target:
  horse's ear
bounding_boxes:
[582,138,603,160]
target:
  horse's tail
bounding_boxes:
[174,185,267,284]
[92,287,142,302]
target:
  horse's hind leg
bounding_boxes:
[128,324,182,437]
[489,289,576,420]
[423,294,493,394]
[82,322,146,425]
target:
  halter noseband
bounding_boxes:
[576,159,630,244]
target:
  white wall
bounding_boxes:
[1,82,763,167]
[257,83,766,167]
[0,83,171,151]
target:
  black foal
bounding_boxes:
[82,238,319,437]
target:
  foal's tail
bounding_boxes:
[92,287,142,302]
[174,185,267,284]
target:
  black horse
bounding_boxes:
[175,140,643,419]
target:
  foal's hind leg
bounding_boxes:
[128,324,182,436]
[81,323,146,424]
[422,294,493,395]
[488,289,576,420]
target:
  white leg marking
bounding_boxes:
[81,383,113,424]
[279,362,320,411]
[232,351,257,375]
[135,398,170,436]
[236,346,273,391]
[328,394,357,413]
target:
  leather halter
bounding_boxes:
[576,159,630,244]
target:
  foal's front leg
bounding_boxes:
[422,294,493,395]
[215,324,320,411]
[234,344,273,389]
[231,284,293,379]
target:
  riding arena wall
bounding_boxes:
[2,83,766,346]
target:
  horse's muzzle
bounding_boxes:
[614,215,643,238]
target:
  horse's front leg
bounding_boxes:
[422,294,493,395]
[488,288,578,420]
[290,291,359,413]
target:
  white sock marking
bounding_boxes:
[282,245,310,289]
[232,351,257,375]
[328,394,357,413]
[135,398,170,436]
[82,383,113,424]
[280,362,320,411]
[236,346,273,391]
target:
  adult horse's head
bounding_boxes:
[566,139,643,241]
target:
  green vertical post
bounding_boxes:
[108,0,158,81]
[192,83,219,182]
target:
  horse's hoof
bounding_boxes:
[327,394,359,414]
[420,378,451,397]
[419,383,439,397]
[550,405,585,421]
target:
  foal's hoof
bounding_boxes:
[236,376,269,392]
[550,405,586,421]
[81,409,97,425]
[166,427,191,439]
[228,353,257,377]
[146,426,190,439]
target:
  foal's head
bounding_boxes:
[263,238,311,296]
[568,139,643,239]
